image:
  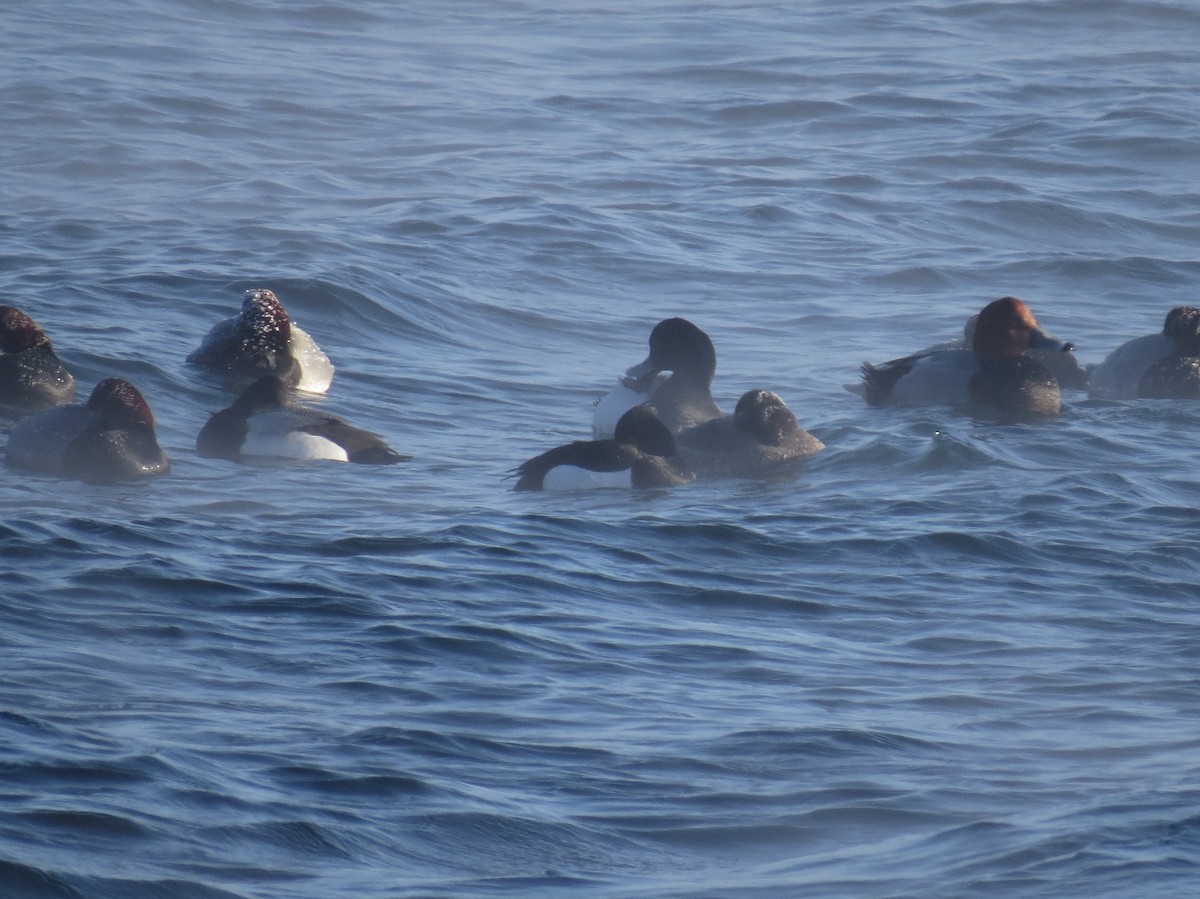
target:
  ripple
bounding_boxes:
[3,1,1200,897]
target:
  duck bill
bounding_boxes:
[1028,328,1075,354]
[624,357,661,390]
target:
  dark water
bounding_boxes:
[3,1,1200,896]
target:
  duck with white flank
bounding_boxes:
[1135,306,1200,399]
[861,296,1072,418]
[1089,306,1200,400]
[593,317,722,438]
[905,312,1088,391]
[197,375,407,465]
[188,289,334,393]
[516,404,693,491]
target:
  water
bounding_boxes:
[3,1,1200,896]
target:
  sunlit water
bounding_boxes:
[3,1,1200,896]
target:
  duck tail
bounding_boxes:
[860,361,905,406]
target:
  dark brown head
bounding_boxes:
[239,289,292,347]
[1162,306,1200,356]
[0,306,51,353]
[734,389,798,446]
[972,297,1072,362]
[87,378,156,429]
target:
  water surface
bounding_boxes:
[2,1,1200,896]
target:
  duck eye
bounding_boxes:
[1061,342,1075,353]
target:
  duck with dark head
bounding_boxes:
[0,305,76,414]
[1136,306,1200,399]
[862,296,1071,419]
[593,317,722,438]
[187,289,335,394]
[966,296,1066,419]
[6,377,169,482]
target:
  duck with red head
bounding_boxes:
[5,378,169,482]
[860,296,1072,417]
[966,297,1064,418]
[0,306,76,415]
[954,311,1087,389]
[187,289,335,394]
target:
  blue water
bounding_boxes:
[3,1,1200,896]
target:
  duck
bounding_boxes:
[515,404,694,491]
[949,313,1086,390]
[197,375,407,465]
[861,296,1072,417]
[187,289,334,393]
[676,389,824,479]
[5,378,169,482]
[592,317,722,438]
[1089,306,1200,400]
[1135,306,1200,399]
[0,305,76,414]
